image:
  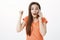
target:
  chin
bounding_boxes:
[33,15,37,18]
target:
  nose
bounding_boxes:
[33,10,36,13]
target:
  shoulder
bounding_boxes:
[23,16,28,20]
[42,17,46,20]
[42,17,48,24]
[23,16,28,23]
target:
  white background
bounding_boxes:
[0,0,60,40]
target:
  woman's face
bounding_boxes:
[31,4,40,18]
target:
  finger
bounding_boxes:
[38,11,43,17]
[40,12,43,17]
[19,11,23,15]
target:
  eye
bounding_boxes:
[35,7,39,10]
[31,7,34,10]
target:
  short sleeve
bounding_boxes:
[23,16,28,24]
[42,17,48,24]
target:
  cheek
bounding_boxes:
[31,10,34,13]
[36,10,39,13]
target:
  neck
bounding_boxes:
[33,17,38,22]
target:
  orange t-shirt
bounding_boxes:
[23,16,48,40]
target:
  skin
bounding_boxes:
[31,4,39,18]
[16,4,47,36]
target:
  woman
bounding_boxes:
[17,2,48,40]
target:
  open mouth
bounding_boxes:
[33,13,37,15]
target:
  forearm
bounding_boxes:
[17,16,22,32]
[39,17,47,36]
[40,23,47,36]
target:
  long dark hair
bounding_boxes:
[26,2,41,36]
